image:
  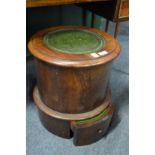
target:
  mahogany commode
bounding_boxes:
[28,26,121,145]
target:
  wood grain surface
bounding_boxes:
[37,60,112,114]
[28,26,121,68]
[26,0,110,8]
[28,26,120,114]
[71,105,113,145]
[34,86,113,142]
[119,0,129,18]
[33,86,111,120]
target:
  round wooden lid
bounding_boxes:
[28,26,121,67]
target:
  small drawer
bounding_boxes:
[119,0,129,18]
[71,106,113,146]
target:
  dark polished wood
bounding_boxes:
[28,26,120,67]
[105,19,109,32]
[78,0,129,22]
[29,26,120,145]
[78,0,129,38]
[33,86,111,120]
[28,26,120,114]
[39,108,72,138]
[71,105,113,145]
[26,0,111,8]
[33,85,112,142]
[37,60,112,114]
[114,22,120,38]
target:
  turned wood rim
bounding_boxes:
[28,26,121,68]
[33,86,111,120]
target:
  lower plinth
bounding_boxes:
[33,86,113,146]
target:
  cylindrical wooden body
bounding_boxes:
[28,25,120,114]
[28,26,121,145]
[37,60,112,114]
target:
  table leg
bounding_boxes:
[114,22,120,38]
[91,13,96,27]
[105,19,109,32]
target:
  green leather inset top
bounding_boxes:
[43,29,105,54]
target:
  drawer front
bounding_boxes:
[71,106,113,146]
[119,0,129,18]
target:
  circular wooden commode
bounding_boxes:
[28,26,121,146]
